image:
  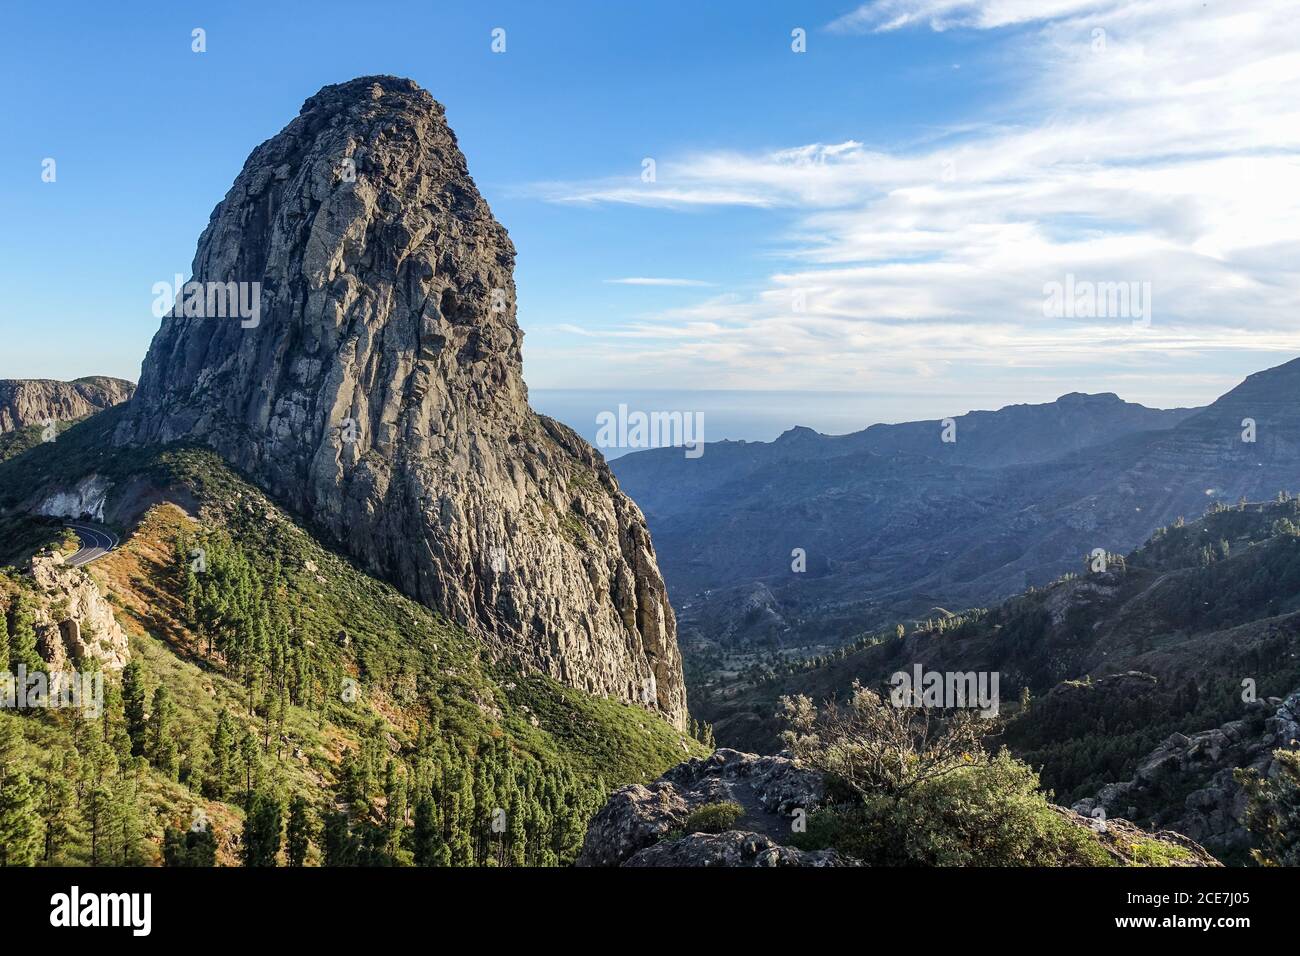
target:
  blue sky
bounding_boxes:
[2,0,1297,448]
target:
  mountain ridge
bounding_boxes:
[613,362,1298,655]
[0,376,135,434]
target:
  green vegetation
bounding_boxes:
[779,683,1113,866]
[1127,839,1195,866]
[683,800,744,834]
[0,415,702,865]
[1237,749,1300,866]
[0,418,84,465]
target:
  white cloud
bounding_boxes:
[604,277,715,287]
[528,0,1300,399]
[828,0,1128,34]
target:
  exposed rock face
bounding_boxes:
[27,552,130,671]
[625,830,854,867]
[0,377,134,433]
[37,474,112,522]
[578,748,829,866]
[1074,690,1300,860]
[115,76,685,727]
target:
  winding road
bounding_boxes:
[65,522,119,567]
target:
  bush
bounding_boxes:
[779,681,1112,865]
[1237,749,1300,866]
[779,681,985,799]
[793,750,1112,866]
[683,801,744,834]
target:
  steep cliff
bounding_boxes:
[27,551,131,672]
[0,376,134,433]
[116,76,686,728]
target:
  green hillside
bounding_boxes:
[694,499,1300,814]
[0,411,703,866]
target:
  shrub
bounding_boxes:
[780,681,1111,865]
[683,801,744,834]
[779,680,985,799]
[1237,749,1300,866]
[792,750,1112,866]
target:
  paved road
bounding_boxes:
[65,522,119,567]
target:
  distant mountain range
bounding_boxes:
[0,376,134,434]
[613,361,1300,650]
[686,497,1300,861]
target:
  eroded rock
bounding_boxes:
[578,748,825,866]
[0,377,134,434]
[116,76,686,728]
[26,552,130,671]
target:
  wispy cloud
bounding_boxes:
[528,0,1300,398]
[827,0,1128,34]
[604,277,716,287]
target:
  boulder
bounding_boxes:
[578,748,824,866]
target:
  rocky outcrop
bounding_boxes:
[1073,690,1300,860]
[583,746,1219,867]
[578,748,829,866]
[36,474,113,522]
[625,830,854,867]
[115,76,685,728]
[1051,807,1220,867]
[26,552,130,671]
[0,377,134,433]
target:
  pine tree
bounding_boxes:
[321,810,357,866]
[104,770,145,866]
[7,595,41,673]
[0,719,41,866]
[242,788,284,866]
[0,605,9,673]
[190,825,217,866]
[148,686,180,779]
[0,767,41,866]
[121,661,148,757]
[384,760,407,856]
[41,752,76,863]
[163,823,217,866]
[165,826,200,866]
[507,789,528,867]
[240,730,260,801]
[449,765,475,866]
[85,783,109,866]
[285,795,313,866]
[207,708,236,799]
[412,796,444,866]
[182,565,201,626]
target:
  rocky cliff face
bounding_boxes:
[115,76,686,728]
[27,552,130,672]
[0,377,134,433]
